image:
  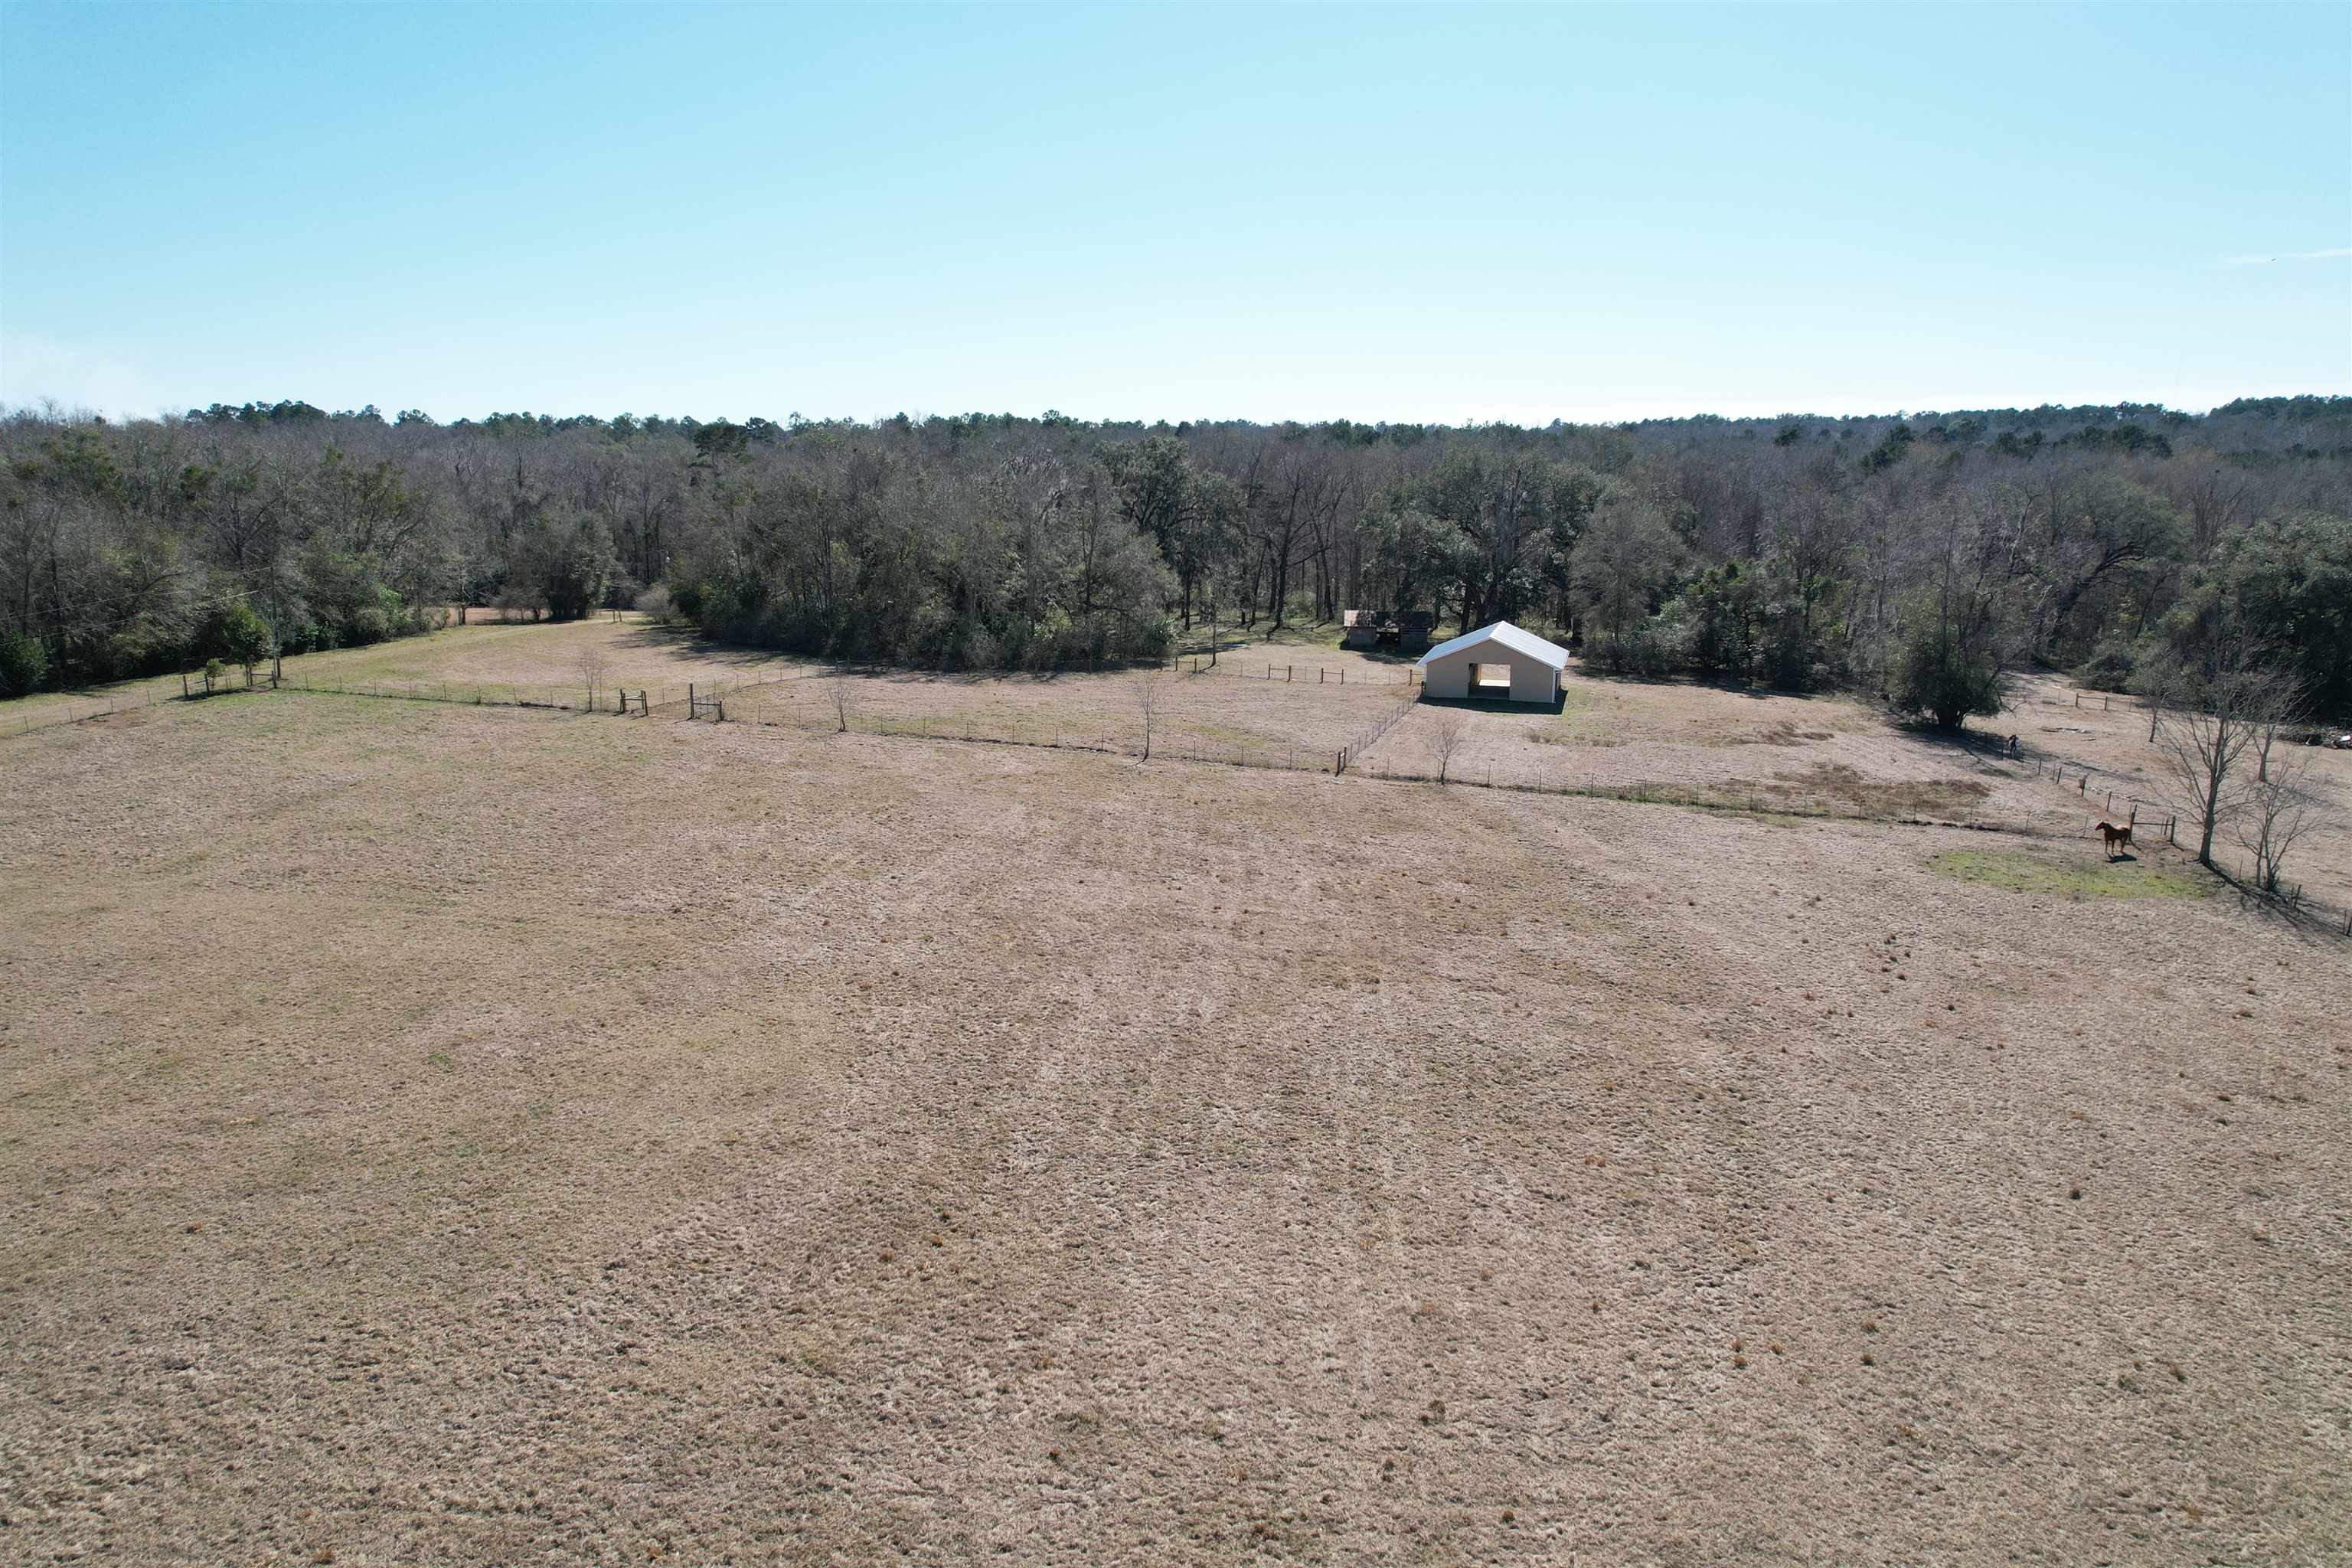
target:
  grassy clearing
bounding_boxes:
[4,686,2346,1566]
[1930,847,2210,900]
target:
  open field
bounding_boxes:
[8,618,1421,768]
[1362,665,2352,906]
[287,618,1419,767]
[3,624,2350,1565]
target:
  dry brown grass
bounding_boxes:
[2,640,2348,1564]
[1364,670,2030,825]
[2008,671,2352,898]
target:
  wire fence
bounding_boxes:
[1316,752,2043,835]
[666,668,2034,830]
[694,679,1361,776]
[1178,656,1418,686]
[250,667,1362,778]
[2024,754,2179,841]
[19,657,2346,936]
[2,672,216,737]
[2019,746,2349,935]
[1335,687,1422,775]
[5,644,1415,738]
[280,671,615,712]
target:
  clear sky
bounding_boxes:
[2,2,2347,425]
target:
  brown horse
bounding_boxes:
[2095,821,2133,858]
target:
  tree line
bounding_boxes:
[3,397,2346,730]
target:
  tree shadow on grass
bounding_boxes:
[617,622,1172,687]
[1563,659,1828,704]
[1897,720,2026,767]
[611,622,802,669]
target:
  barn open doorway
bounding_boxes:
[1472,662,1512,694]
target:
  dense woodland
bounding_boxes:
[4,395,2348,724]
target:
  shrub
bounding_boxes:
[344,603,394,646]
[960,623,1001,671]
[1587,618,1687,679]
[214,603,273,679]
[2075,636,2138,692]
[511,513,616,622]
[1890,612,2005,729]
[0,629,47,697]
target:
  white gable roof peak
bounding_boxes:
[1416,619,1570,671]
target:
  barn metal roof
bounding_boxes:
[1416,619,1570,670]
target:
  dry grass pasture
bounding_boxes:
[264,617,1419,769]
[3,620,2348,1566]
[2000,671,2352,903]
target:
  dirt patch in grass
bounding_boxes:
[1737,718,1841,746]
[1931,848,2210,900]
[1768,762,1991,818]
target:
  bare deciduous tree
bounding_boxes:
[1132,671,1165,761]
[1428,707,1470,784]
[2129,657,2181,743]
[2234,746,2325,894]
[824,675,854,733]
[2152,650,2297,868]
[576,645,611,710]
[2251,697,2305,784]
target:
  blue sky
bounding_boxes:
[2,2,2346,424]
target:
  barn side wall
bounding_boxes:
[1422,655,1471,700]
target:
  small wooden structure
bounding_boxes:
[1341,609,1436,653]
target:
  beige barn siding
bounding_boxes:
[1422,654,1472,700]
[1420,648,1554,703]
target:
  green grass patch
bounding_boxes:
[1930,848,2208,900]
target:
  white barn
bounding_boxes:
[1416,620,1570,704]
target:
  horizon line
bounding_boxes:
[8,390,2347,432]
